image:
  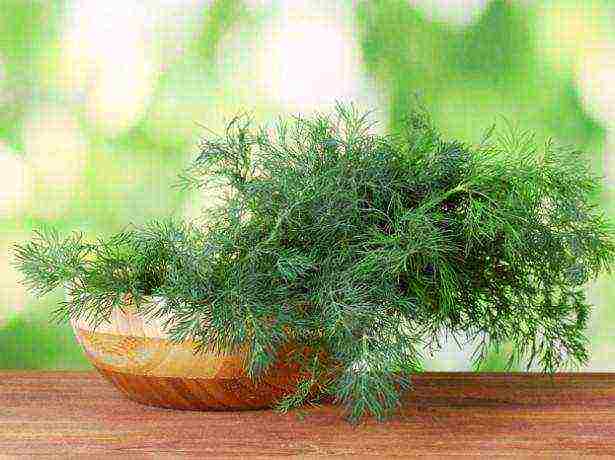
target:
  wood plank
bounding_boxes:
[1,371,615,457]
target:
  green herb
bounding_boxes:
[13,103,615,424]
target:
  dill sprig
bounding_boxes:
[13,103,615,424]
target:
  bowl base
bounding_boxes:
[95,366,299,411]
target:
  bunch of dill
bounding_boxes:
[14,103,615,423]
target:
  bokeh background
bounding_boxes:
[1,0,613,371]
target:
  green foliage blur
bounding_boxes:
[1,0,613,371]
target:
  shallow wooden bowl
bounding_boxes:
[70,298,314,411]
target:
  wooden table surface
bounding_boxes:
[2,371,615,458]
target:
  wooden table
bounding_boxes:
[1,371,615,458]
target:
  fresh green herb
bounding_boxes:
[13,103,615,424]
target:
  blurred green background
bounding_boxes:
[1,0,613,371]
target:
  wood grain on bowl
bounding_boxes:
[70,298,317,410]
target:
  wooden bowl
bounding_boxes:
[70,297,317,411]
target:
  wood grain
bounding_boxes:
[2,371,615,458]
[69,299,321,410]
